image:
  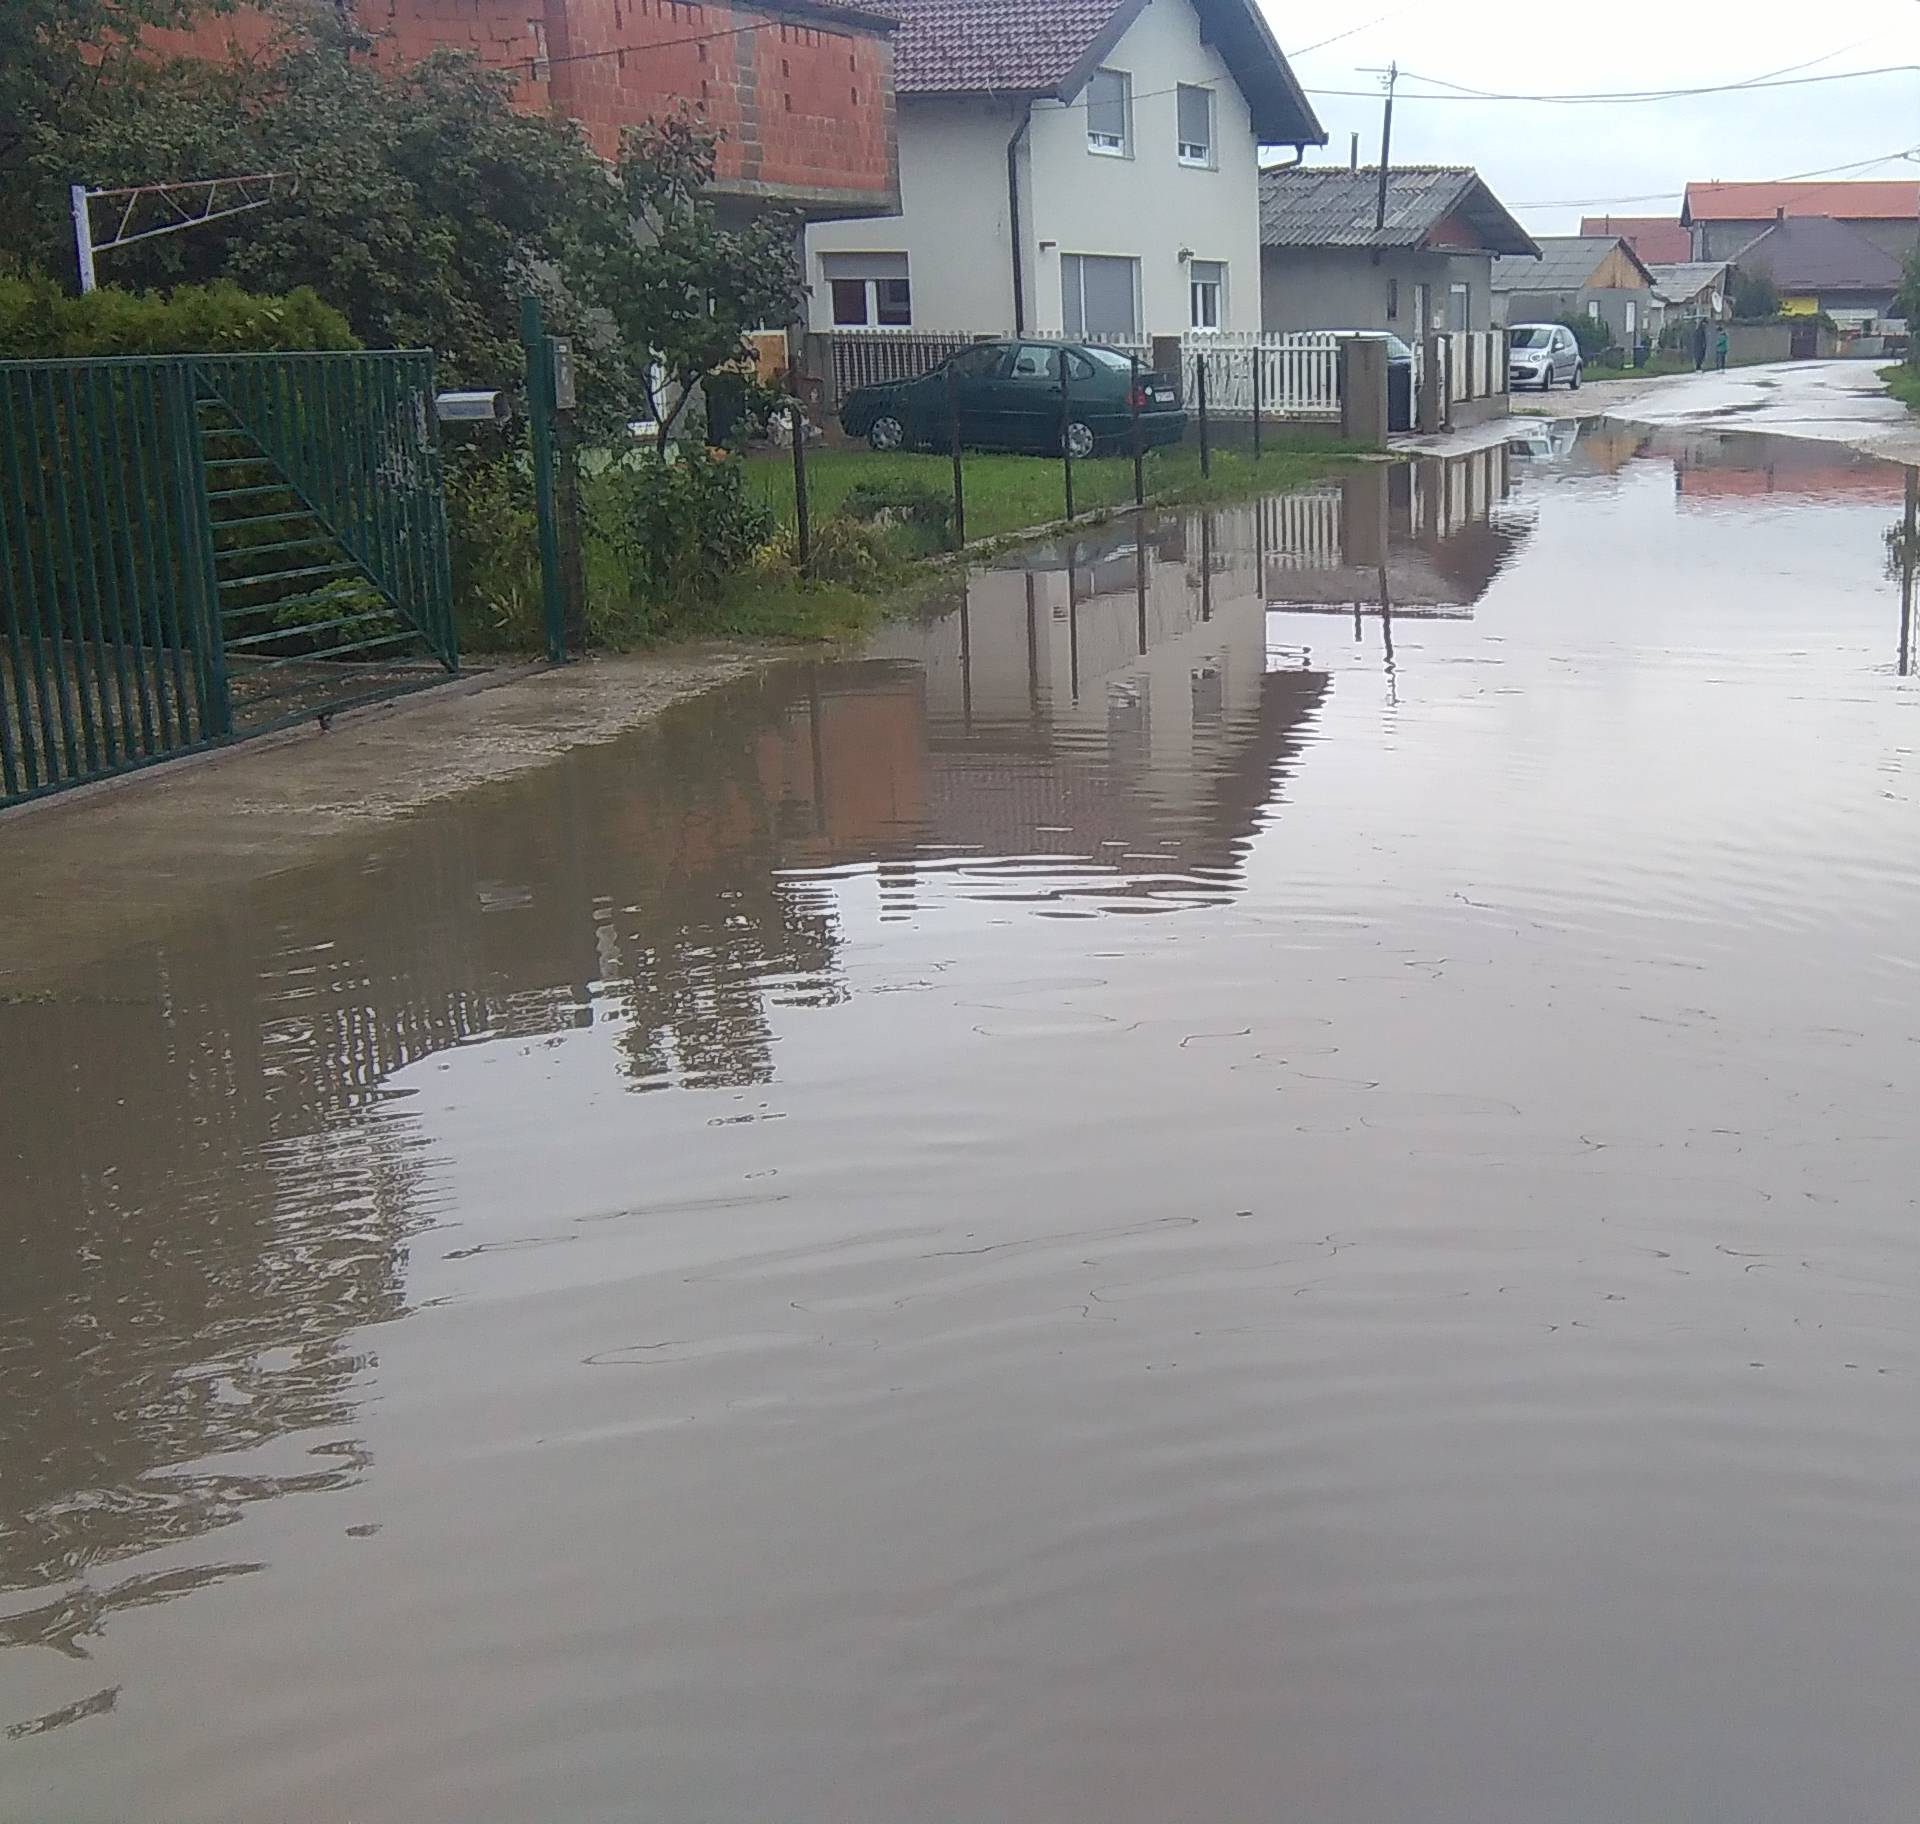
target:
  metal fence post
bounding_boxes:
[1252,344,1263,462]
[1130,352,1144,507]
[1059,354,1075,523]
[520,295,567,665]
[947,363,966,548]
[790,401,811,574]
[1196,353,1211,478]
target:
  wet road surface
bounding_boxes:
[1522,357,1920,463]
[6,423,1920,1821]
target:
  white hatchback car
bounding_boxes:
[1507,323,1582,391]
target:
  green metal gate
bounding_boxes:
[1,350,455,808]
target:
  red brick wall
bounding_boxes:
[154,0,896,215]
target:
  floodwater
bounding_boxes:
[6,421,1920,1822]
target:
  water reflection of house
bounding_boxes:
[819,511,1332,900]
[1259,446,1527,615]
[1665,429,1906,505]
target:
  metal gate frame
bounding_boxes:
[1,350,456,808]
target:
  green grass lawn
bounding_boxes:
[744,441,1358,548]
[1574,351,1696,384]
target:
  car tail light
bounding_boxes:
[1130,386,1149,409]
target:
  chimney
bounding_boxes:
[1350,132,1359,172]
[1776,205,1785,223]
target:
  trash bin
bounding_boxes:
[1387,359,1413,433]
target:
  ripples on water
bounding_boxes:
[5,422,1920,1821]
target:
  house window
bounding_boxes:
[1176,85,1214,166]
[1062,253,1140,338]
[823,254,911,327]
[1189,259,1226,330]
[1448,282,1470,330]
[1086,68,1131,156]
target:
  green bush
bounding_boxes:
[591,449,775,633]
[448,455,545,652]
[1557,314,1615,361]
[0,268,359,359]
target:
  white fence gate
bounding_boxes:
[1181,331,1341,420]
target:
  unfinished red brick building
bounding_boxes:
[168,0,900,219]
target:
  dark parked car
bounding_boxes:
[838,340,1185,457]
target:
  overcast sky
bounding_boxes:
[1265,0,1920,234]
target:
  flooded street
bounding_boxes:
[9,420,1920,1821]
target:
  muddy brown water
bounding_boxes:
[6,422,1920,1822]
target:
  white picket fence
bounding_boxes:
[1181,331,1341,420]
[1444,330,1508,404]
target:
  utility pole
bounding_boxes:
[1374,61,1398,233]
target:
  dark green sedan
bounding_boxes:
[838,340,1185,458]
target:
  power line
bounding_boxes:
[1515,148,1920,212]
[1304,62,1920,103]
[1287,6,1411,60]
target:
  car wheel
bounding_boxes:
[1062,419,1096,461]
[867,415,905,452]
[1571,364,1581,391]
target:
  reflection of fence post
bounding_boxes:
[791,401,811,574]
[1130,352,1144,507]
[520,294,567,665]
[1196,353,1211,477]
[947,363,966,548]
[1059,356,1075,522]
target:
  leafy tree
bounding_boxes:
[1730,264,1781,321]
[601,115,801,451]
[4,0,625,389]
[0,0,238,267]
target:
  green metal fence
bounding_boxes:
[1,350,455,808]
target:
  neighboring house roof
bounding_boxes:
[1733,215,1904,293]
[1259,164,1537,255]
[1490,235,1653,292]
[1579,214,1691,263]
[888,0,1325,146]
[1648,261,1728,304]
[1682,180,1920,224]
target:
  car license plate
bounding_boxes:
[1152,389,1175,404]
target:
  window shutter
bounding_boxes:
[1177,86,1211,156]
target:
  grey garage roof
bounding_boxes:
[1492,235,1653,293]
[1259,164,1537,255]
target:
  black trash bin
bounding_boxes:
[1386,358,1413,433]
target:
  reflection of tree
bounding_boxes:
[0,977,417,1651]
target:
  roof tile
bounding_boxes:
[1684,180,1920,224]
[1259,164,1536,254]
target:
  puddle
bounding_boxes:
[7,423,1920,1820]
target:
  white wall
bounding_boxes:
[1026,0,1264,337]
[804,97,1021,333]
[802,0,1266,339]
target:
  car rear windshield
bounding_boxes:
[1080,347,1136,374]
[1510,328,1553,350]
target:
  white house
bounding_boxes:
[804,0,1325,342]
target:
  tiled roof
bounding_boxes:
[1580,214,1691,264]
[1491,235,1652,292]
[891,0,1116,92]
[888,0,1323,144]
[1259,164,1536,254]
[1734,215,1903,291]
[1683,180,1920,224]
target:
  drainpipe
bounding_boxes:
[1007,102,1033,334]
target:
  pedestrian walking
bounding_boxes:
[1715,326,1729,372]
[1692,317,1708,371]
